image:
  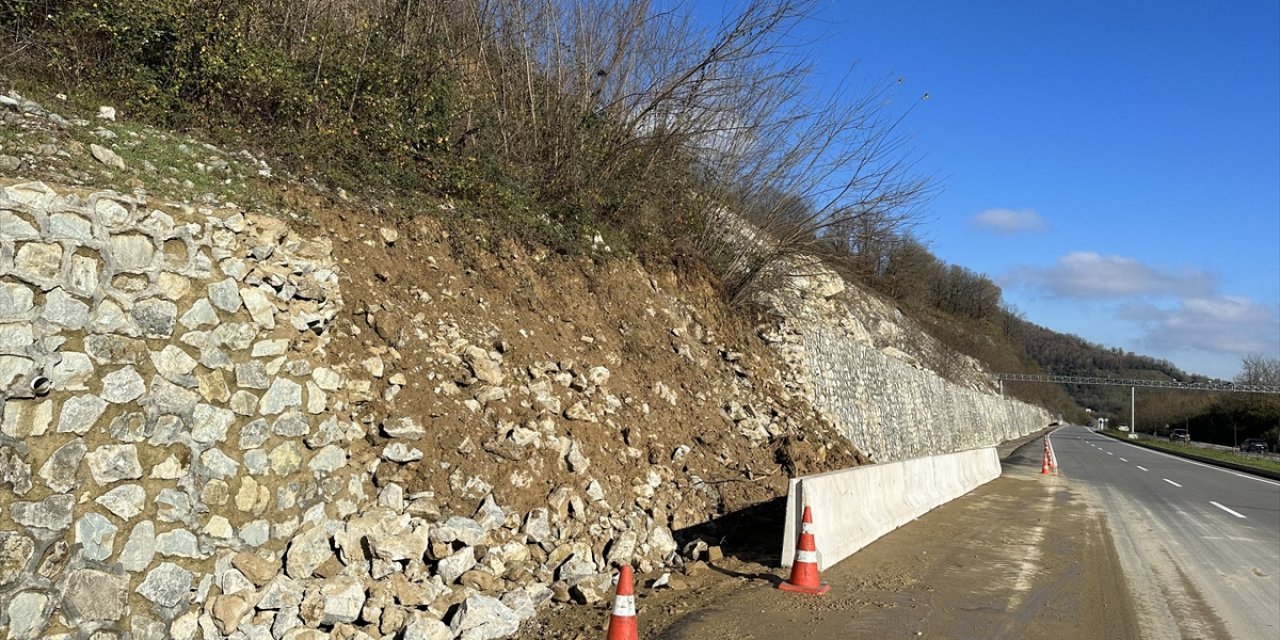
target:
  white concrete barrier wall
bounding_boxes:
[781,447,1001,571]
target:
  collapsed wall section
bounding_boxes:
[0,178,861,640]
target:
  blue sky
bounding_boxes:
[758,0,1280,379]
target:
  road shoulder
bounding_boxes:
[661,440,1141,640]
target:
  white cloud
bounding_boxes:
[1002,251,1278,377]
[1003,252,1216,299]
[1121,296,1280,356]
[970,208,1046,235]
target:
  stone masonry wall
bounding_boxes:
[0,180,362,639]
[757,263,1051,463]
[797,327,1048,462]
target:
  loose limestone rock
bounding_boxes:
[299,575,366,626]
[285,524,334,579]
[449,594,521,640]
[90,143,126,169]
[403,615,452,640]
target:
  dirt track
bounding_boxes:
[517,438,1142,640]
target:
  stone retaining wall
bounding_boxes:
[799,328,1049,461]
[0,181,360,639]
[757,264,1051,463]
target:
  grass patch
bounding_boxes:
[1100,431,1280,474]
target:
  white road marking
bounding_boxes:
[1209,501,1247,519]
[1163,478,1182,487]
[1107,452,1114,456]
[1119,458,1128,462]
[1065,427,1280,487]
[1137,466,1148,472]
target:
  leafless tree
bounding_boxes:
[434,0,932,295]
[1237,354,1280,386]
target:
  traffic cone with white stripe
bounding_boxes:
[606,564,638,640]
[779,505,831,595]
[1040,445,1052,475]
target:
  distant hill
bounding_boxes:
[1007,318,1208,418]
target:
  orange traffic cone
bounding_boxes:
[606,565,639,640]
[1040,446,1052,475]
[779,505,831,595]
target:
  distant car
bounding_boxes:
[1240,438,1267,454]
[1170,429,1190,444]
[1118,425,1130,432]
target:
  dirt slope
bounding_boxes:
[295,189,865,522]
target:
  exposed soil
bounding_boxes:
[281,184,866,522]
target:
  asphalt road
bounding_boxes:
[1052,426,1280,640]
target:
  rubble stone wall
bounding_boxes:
[798,327,1049,462]
[757,269,1051,464]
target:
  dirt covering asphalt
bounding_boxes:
[520,435,1142,640]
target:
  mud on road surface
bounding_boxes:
[519,438,1141,639]
[662,442,1140,639]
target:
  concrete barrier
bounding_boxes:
[781,447,1001,571]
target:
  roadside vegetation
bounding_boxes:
[1,0,931,273]
[2,0,1269,429]
[1100,431,1280,475]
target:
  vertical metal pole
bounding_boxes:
[999,379,1004,397]
[1131,386,1136,437]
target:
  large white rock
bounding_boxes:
[449,594,521,640]
[85,444,143,483]
[137,562,194,608]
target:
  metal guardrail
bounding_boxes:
[992,373,1280,395]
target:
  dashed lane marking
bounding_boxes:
[1137,466,1148,471]
[1163,478,1182,487]
[1210,501,1247,519]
